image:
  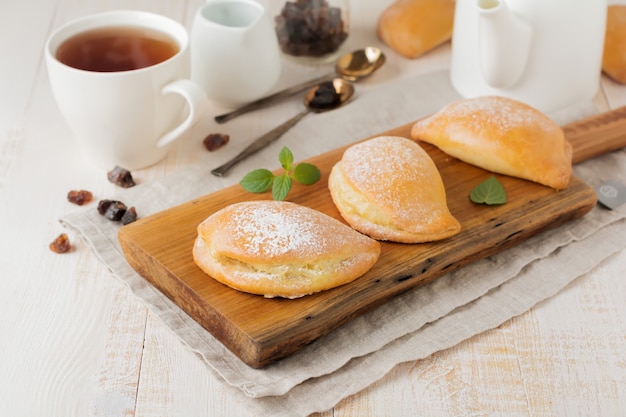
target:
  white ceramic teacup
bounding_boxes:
[191,0,282,108]
[45,10,209,170]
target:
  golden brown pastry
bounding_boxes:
[193,200,380,298]
[328,136,461,243]
[411,96,572,190]
[377,0,455,59]
[603,5,626,84]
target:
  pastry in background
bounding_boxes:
[603,5,626,84]
[377,0,455,59]
[193,200,380,298]
[411,96,572,190]
[328,136,461,243]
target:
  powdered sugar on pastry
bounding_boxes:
[436,96,558,132]
[328,136,461,243]
[220,202,348,260]
[340,137,440,223]
[411,96,572,189]
[193,201,381,298]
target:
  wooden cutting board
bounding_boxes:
[118,107,626,368]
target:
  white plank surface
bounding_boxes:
[1,0,625,416]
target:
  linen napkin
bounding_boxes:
[60,71,626,416]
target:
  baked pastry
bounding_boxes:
[328,136,461,243]
[193,200,380,298]
[377,0,455,59]
[411,96,572,190]
[603,5,626,84]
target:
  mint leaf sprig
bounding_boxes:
[470,175,507,205]
[240,146,321,201]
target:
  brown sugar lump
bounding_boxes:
[377,0,455,59]
[411,96,572,190]
[328,136,461,243]
[193,201,381,298]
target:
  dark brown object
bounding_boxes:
[203,133,230,152]
[118,106,626,368]
[98,199,128,221]
[107,166,136,188]
[49,233,71,253]
[67,190,93,206]
[121,207,138,225]
[275,0,348,57]
[308,81,341,110]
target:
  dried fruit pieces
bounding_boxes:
[203,133,230,151]
[49,233,72,253]
[275,0,348,58]
[308,81,341,110]
[97,199,137,224]
[53,169,139,255]
[98,199,127,221]
[121,207,138,225]
[67,189,93,206]
[107,166,136,188]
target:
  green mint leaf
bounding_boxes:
[239,146,321,201]
[292,163,321,185]
[470,175,507,205]
[272,174,292,201]
[239,169,274,193]
[278,146,294,171]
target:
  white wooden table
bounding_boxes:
[2,1,626,415]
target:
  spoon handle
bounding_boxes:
[214,73,334,124]
[211,109,311,177]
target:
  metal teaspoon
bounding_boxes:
[211,78,355,177]
[213,46,383,124]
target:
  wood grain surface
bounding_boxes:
[565,105,626,163]
[5,1,626,415]
[118,120,601,368]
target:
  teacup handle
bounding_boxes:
[156,79,209,148]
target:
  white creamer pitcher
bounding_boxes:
[191,0,282,108]
[450,0,607,113]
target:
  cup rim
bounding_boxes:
[45,9,189,75]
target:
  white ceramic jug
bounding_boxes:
[450,0,607,113]
[191,0,282,108]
